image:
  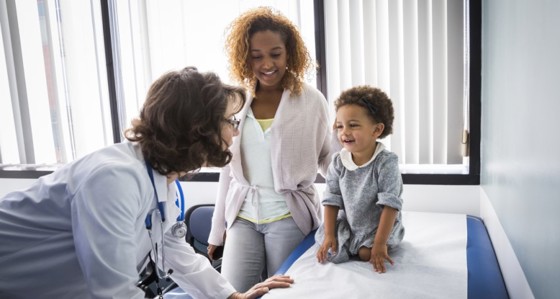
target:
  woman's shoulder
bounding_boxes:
[293,83,329,117]
[300,82,326,100]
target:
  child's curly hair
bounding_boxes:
[335,85,394,139]
[225,6,313,96]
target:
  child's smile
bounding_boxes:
[336,104,383,166]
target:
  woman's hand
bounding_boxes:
[207,244,219,261]
[316,235,337,263]
[228,275,294,299]
[208,232,227,260]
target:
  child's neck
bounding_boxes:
[351,142,378,166]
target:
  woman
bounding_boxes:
[0,67,292,299]
[208,7,333,292]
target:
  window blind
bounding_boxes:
[324,0,466,167]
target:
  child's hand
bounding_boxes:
[370,243,394,273]
[316,235,337,263]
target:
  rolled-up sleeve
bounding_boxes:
[375,154,403,211]
[165,230,236,299]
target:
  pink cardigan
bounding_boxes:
[208,83,334,245]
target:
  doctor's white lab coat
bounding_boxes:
[0,141,235,299]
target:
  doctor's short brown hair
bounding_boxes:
[125,66,245,175]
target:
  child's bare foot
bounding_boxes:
[358,247,370,261]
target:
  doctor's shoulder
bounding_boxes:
[66,143,150,198]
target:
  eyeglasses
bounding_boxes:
[223,116,240,130]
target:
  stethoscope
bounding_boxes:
[144,161,187,296]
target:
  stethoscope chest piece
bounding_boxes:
[144,161,187,239]
[171,221,187,238]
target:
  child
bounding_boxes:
[315,85,405,273]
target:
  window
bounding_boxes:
[109,0,316,133]
[0,0,481,184]
[322,0,475,177]
[0,0,112,171]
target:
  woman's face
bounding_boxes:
[221,99,240,148]
[249,30,287,90]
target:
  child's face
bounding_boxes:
[249,30,287,90]
[335,104,384,161]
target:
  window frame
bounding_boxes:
[0,0,481,185]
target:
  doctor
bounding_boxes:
[0,67,293,299]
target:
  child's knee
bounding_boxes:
[358,246,370,261]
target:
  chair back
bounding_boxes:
[185,204,215,258]
[185,204,223,272]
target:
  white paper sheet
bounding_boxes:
[262,211,468,299]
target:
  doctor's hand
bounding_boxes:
[227,275,294,299]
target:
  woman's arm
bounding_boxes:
[208,164,232,247]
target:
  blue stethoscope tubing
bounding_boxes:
[144,161,186,237]
[175,179,185,222]
[143,161,187,291]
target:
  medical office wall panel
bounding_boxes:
[480,0,560,298]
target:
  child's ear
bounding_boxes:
[373,123,385,136]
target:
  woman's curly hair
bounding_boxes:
[225,6,313,95]
[125,67,245,175]
[334,85,394,139]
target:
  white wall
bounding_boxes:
[0,179,36,197]
[480,1,560,298]
[1,178,480,215]
[480,189,533,299]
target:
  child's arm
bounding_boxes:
[316,205,339,263]
[370,205,398,273]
